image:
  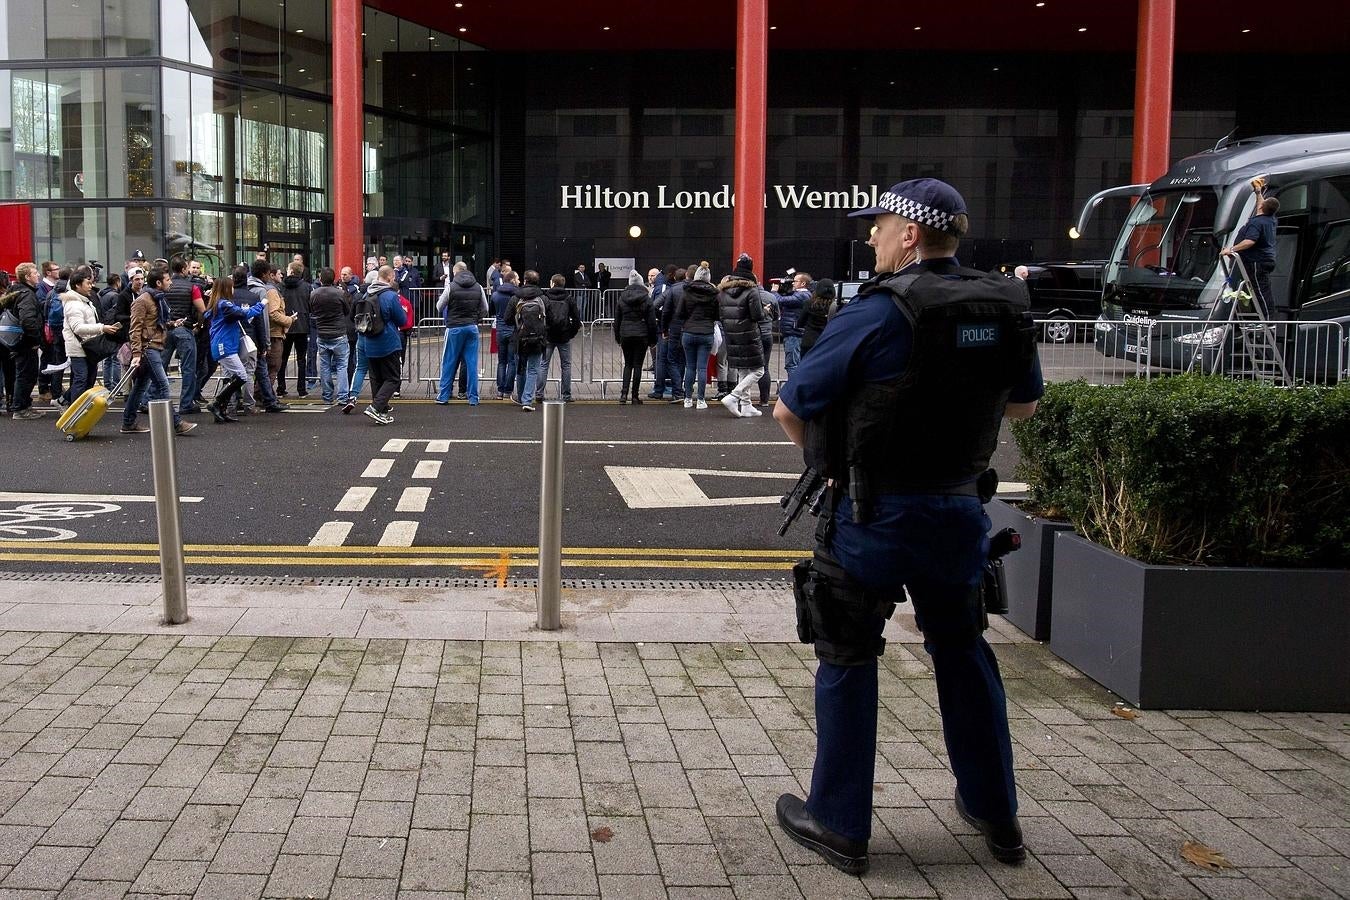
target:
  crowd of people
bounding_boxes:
[0,247,842,429]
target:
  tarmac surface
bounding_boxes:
[0,397,1025,583]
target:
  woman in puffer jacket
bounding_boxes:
[612,270,657,404]
[675,266,721,408]
[714,253,766,417]
[61,270,119,400]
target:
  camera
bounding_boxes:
[88,259,104,274]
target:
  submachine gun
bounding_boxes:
[779,466,1023,625]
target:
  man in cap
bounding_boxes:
[771,178,1044,875]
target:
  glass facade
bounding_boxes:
[0,1,493,274]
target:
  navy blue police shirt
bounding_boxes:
[778,257,1044,425]
[1236,214,1277,266]
[778,257,1043,589]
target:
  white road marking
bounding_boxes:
[375,439,792,447]
[335,486,377,512]
[361,459,395,479]
[412,460,441,479]
[309,521,353,546]
[605,466,797,509]
[396,487,431,513]
[378,521,419,546]
[0,492,203,503]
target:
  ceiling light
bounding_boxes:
[628,225,642,239]
[1035,1,1045,5]
[297,68,305,73]
[913,26,921,30]
[455,1,463,5]
[770,25,777,30]
[294,28,303,33]
[1077,26,1087,32]
[458,27,467,32]
[1241,27,1251,32]
[602,26,610,30]
[992,67,999,71]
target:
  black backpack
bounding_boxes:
[545,295,571,341]
[515,296,547,353]
[354,288,388,337]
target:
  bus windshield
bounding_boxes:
[1104,188,1221,309]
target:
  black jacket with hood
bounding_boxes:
[613,283,657,344]
[675,279,720,336]
[281,273,312,335]
[715,276,765,369]
[542,286,582,343]
[0,282,42,348]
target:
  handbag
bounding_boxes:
[0,308,21,348]
[241,325,257,356]
[80,333,119,362]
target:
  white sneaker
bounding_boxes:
[696,399,708,410]
[745,406,763,417]
[720,394,741,417]
[683,398,693,409]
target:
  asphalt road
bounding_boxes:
[0,396,1024,581]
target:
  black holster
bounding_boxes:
[790,549,899,666]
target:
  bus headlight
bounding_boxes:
[1175,327,1227,347]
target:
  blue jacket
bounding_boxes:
[208,287,266,360]
[395,266,422,298]
[778,288,809,338]
[358,286,406,358]
[491,283,518,335]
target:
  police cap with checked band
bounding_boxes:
[849,177,968,235]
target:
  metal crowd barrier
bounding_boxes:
[1035,318,1347,387]
[404,319,502,396]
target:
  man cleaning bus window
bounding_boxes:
[1221,177,1279,311]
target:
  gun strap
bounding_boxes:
[814,484,839,548]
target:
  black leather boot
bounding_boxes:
[955,791,1026,865]
[775,794,868,876]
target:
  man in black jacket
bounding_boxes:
[537,274,582,402]
[0,263,45,418]
[651,267,689,401]
[278,261,312,397]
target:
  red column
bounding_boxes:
[733,0,768,275]
[1132,0,1176,184]
[332,0,364,269]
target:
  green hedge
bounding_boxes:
[1010,376,1350,567]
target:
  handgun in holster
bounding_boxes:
[790,549,898,666]
[979,526,1021,625]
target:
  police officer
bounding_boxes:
[771,179,1043,875]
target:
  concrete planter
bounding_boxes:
[1048,532,1350,712]
[987,498,1074,641]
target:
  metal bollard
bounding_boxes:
[536,400,565,630]
[149,400,189,625]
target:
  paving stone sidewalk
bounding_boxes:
[0,630,1343,899]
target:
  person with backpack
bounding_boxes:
[434,266,488,405]
[491,270,519,399]
[0,263,46,419]
[354,265,406,425]
[612,270,657,404]
[536,274,582,402]
[505,270,548,412]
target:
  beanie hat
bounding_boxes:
[628,269,645,287]
[731,252,756,282]
[694,265,712,283]
[813,278,836,300]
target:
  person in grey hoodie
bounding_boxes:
[435,268,488,405]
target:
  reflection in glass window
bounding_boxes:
[106,68,157,199]
[2,68,108,200]
[2,0,46,61]
[45,0,101,58]
[105,0,158,57]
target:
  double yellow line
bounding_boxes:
[0,542,801,573]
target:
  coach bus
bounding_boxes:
[1077,133,1350,382]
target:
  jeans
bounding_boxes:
[783,334,802,378]
[305,316,319,383]
[317,336,351,403]
[349,344,369,400]
[729,366,765,404]
[163,325,198,412]
[10,345,37,411]
[758,334,774,402]
[123,349,180,428]
[537,340,573,400]
[254,339,279,407]
[437,324,480,404]
[495,328,517,396]
[67,356,95,400]
[680,332,714,400]
[661,332,686,398]
[102,354,122,391]
[515,351,543,406]
[368,352,401,413]
[279,333,309,394]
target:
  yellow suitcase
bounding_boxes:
[55,368,135,441]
